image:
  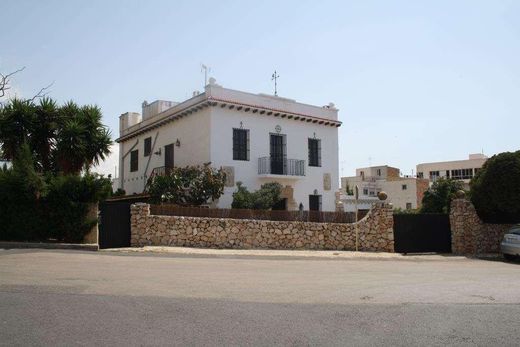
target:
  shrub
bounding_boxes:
[470,151,520,223]
[0,144,45,241]
[146,164,226,205]
[231,182,283,209]
[420,178,465,214]
[43,174,112,242]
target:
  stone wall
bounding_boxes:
[131,203,394,252]
[450,199,513,254]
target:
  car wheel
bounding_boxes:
[504,254,515,261]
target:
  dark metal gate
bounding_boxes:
[98,201,131,249]
[393,214,451,253]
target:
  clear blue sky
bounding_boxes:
[1,0,519,177]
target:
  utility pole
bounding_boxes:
[271,70,279,96]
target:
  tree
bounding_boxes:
[0,98,35,160]
[146,164,226,205]
[470,151,520,223]
[0,98,112,174]
[231,182,283,210]
[420,178,464,214]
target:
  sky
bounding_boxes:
[1,0,519,178]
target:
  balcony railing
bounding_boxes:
[258,157,305,176]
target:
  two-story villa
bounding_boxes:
[116,78,341,211]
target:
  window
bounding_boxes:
[406,203,412,210]
[451,168,473,180]
[130,150,138,172]
[363,188,368,195]
[233,128,249,161]
[446,170,450,178]
[377,169,381,176]
[429,171,440,180]
[417,172,423,178]
[308,138,321,167]
[402,184,407,190]
[144,137,152,157]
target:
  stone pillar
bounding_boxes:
[450,198,481,254]
[131,203,150,246]
[83,202,99,244]
[360,202,394,252]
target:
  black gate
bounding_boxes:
[393,214,451,253]
[99,201,131,249]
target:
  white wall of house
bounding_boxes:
[119,108,211,194]
[378,178,418,210]
[210,106,339,211]
[117,80,340,211]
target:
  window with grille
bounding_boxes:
[144,137,152,157]
[130,150,138,172]
[308,138,321,167]
[233,128,249,161]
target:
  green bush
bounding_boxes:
[470,151,520,223]
[146,164,225,205]
[43,174,112,242]
[231,182,283,209]
[420,178,465,214]
[0,144,45,241]
[0,145,113,242]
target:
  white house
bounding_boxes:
[116,78,341,211]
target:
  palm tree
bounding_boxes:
[31,98,59,172]
[0,98,35,160]
[79,105,112,171]
[54,101,112,174]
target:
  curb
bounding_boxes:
[0,241,99,251]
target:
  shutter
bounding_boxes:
[232,129,237,160]
[308,139,311,164]
[282,134,287,174]
[318,139,322,167]
[246,129,250,161]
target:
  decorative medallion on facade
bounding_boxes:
[222,166,235,187]
[275,125,282,133]
[323,173,331,191]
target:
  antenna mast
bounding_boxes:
[201,64,211,87]
[271,70,279,96]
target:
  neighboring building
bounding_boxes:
[116,78,341,211]
[416,153,488,188]
[340,165,429,210]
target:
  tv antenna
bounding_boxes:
[201,64,211,86]
[271,70,279,96]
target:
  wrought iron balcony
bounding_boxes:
[258,157,305,177]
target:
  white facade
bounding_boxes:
[416,153,488,187]
[117,78,341,211]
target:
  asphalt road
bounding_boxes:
[1,249,520,346]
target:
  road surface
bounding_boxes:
[1,249,519,346]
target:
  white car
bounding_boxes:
[501,224,520,260]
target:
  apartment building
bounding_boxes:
[416,153,488,188]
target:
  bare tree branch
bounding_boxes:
[29,81,55,102]
[0,66,26,97]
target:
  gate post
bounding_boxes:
[131,203,150,246]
